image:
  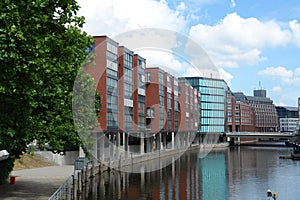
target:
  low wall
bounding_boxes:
[36,151,79,166]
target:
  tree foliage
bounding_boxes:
[0,0,96,183]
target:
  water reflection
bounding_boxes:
[82,147,300,200]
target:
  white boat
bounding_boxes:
[0,150,9,161]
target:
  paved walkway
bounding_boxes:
[0,165,74,200]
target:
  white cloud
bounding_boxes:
[258,66,300,87]
[137,50,187,76]
[257,66,292,78]
[289,20,300,46]
[230,0,236,8]
[189,13,292,68]
[77,0,187,36]
[218,68,233,85]
[295,67,300,76]
[271,86,282,92]
[176,2,186,11]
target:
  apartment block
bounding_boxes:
[232,90,278,132]
[178,78,200,133]
[86,36,119,132]
[133,54,146,132]
[248,90,278,132]
[227,92,256,132]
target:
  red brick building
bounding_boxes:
[226,94,256,132]
[86,35,201,158]
[86,36,119,132]
[230,90,278,132]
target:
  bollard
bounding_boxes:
[119,155,122,171]
[85,164,89,182]
[91,161,95,177]
[10,176,16,184]
[73,174,78,200]
[66,184,72,200]
[81,169,85,186]
[77,171,82,194]
[100,161,103,174]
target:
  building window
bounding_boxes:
[124,52,133,68]
[124,107,133,130]
[107,77,118,95]
[138,115,145,129]
[124,83,133,99]
[138,102,145,114]
[124,68,133,82]
[146,72,151,82]
[146,108,154,118]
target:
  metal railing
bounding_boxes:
[49,173,74,200]
[49,159,96,200]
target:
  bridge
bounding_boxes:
[226,132,296,139]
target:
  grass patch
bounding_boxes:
[13,153,54,171]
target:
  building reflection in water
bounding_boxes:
[80,148,229,200]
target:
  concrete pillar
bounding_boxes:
[152,136,156,152]
[140,166,145,188]
[156,132,161,150]
[140,132,144,154]
[172,132,175,149]
[101,134,105,161]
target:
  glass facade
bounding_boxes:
[174,79,179,131]
[106,40,119,130]
[167,75,172,131]
[159,71,165,130]
[138,57,146,130]
[123,49,133,131]
[185,77,225,133]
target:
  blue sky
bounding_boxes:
[77,0,300,107]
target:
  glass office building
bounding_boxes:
[185,77,225,133]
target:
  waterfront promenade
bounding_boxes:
[0,165,74,200]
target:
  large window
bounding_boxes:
[107,77,118,95]
[174,112,179,131]
[124,52,133,68]
[124,68,133,82]
[168,110,172,131]
[146,72,151,82]
[138,115,145,130]
[107,95,118,112]
[124,83,133,99]
[124,107,133,130]
[138,102,145,114]
[107,112,118,128]
[167,93,172,109]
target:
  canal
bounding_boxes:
[82,146,300,199]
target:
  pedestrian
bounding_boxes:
[266,189,277,200]
[267,189,272,200]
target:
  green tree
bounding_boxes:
[0,0,97,183]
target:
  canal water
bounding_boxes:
[82,146,300,199]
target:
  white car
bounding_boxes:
[0,150,9,161]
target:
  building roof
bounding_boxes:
[276,106,298,112]
[246,95,273,104]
